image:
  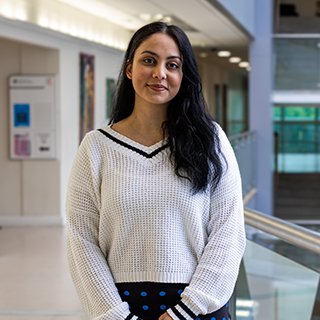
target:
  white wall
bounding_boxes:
[0,38,60,223]
[0,38,24,218]
[0,18,124,225]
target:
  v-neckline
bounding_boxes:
[97,125,169,164]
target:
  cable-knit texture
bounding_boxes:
[66,124,246,320]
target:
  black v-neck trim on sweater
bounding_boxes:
[97,129,169,159]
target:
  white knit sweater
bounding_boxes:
[66,124,246,320]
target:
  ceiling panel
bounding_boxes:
[58,0,251,50]
[0,0,251,55]
[98,0,172,16]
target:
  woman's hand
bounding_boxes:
[158,311,173,320]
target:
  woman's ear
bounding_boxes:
[126,64,132,79]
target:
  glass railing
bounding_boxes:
[231,208,320,320]
[229,132,257,203]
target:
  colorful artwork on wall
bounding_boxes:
[106,78,116,119]
[80,53,95,142]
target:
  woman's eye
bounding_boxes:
[144,58,154,64]
[168,62,179,69]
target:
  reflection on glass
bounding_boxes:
[274,106,282,121]
[245,225,320,273]
[237,240,319,320]
[274,39,320,90]
[283,124,316,153]
[274,106,320,172]
[229,123,246,136]
[284,107,316,121]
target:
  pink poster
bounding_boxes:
[14,133,31,157]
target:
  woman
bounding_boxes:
[66,22,246,320]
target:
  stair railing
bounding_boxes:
[244,207,320,254]
[230,207,320,320]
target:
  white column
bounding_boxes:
[249,0,274,215]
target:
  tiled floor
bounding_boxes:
[0,226,87,320]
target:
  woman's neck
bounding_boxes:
[111,106,167,147]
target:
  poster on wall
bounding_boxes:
[80,53,95,142]
[106,78,116,119]
[9,75,57,160]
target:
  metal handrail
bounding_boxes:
[244,207,320,255]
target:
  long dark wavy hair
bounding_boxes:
[109,21,226,193]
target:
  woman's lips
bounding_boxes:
[147,84,167,92]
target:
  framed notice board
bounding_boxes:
[9,75,57,160]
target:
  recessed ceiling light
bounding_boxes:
[239,61,250,68]
[229,57,241,63]
[140,13,151,21]
[217,51,231,57]
[154,13,164,20]
[1,4,14,18]
[200,52,208,58]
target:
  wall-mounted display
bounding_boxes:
[80,53,95,142]
[9,75,57,160]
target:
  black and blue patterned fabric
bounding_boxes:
[116,282,231,320]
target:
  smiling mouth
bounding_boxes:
[147,84,168,91]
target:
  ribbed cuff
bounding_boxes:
[124,313,144,320]
[167,301,199,320]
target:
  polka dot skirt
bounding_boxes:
[116,282,231,320]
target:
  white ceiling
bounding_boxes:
[0,0,250,61]
[57,0,250,50]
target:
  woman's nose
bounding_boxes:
[153,64,166,79]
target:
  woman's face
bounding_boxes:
[126,33,183,110]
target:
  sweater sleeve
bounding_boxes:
[66,133,136,320]
[167,125,246,320]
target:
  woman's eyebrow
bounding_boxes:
[140,50,182,61]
